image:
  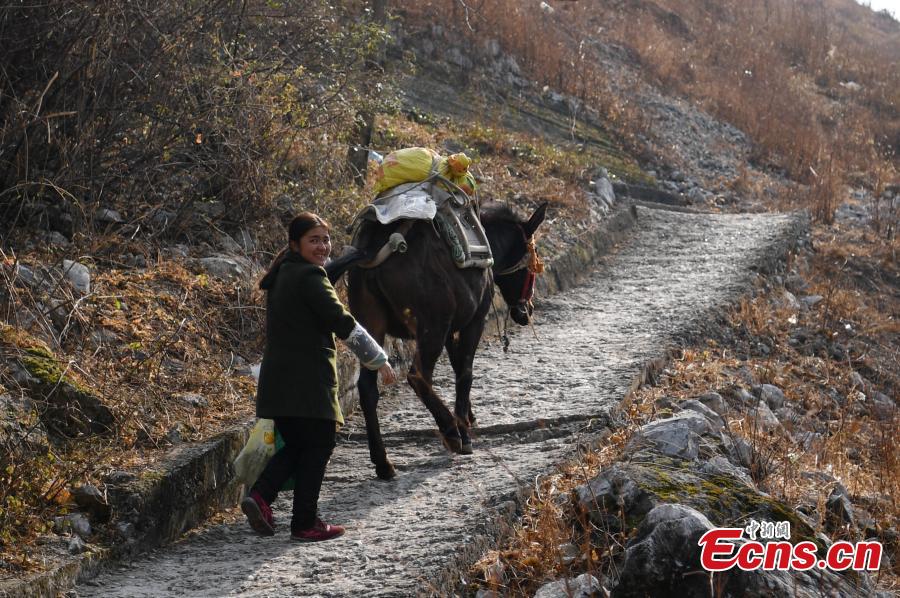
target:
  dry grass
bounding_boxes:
[404,1,899,227]
[466,220,899,594]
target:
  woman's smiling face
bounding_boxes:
[293,225,331,266]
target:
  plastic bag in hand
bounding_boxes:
[233,418,275,487]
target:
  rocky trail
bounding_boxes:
[73,204,804,597]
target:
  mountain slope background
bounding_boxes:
[0,0,897,593]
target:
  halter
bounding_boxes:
[494,228,544,302]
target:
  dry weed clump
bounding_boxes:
[469,436,629,596]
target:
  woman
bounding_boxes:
[242,212,396,542]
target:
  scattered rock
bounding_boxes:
[825,483,856,536]
[55,513,92,539]
[95,208,124,224]
[196,255,251,282]
[72,484,111,523]
[62,260,91,294]
[535,573,602,598]
[557,542,581,565]
[627,412,711,460]
[174,393,208,409]
[68,535,87,555]
[800,294,823,309]
[696,391,726,416]
[678,399,725,431]
[756,383,785,410]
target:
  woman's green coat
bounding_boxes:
[255,251,356,424]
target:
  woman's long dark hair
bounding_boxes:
[259,212,330,290]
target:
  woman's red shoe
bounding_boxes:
[290,518,345,542]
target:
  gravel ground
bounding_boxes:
[74,205,804,597]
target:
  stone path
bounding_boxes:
[74,206,803,597]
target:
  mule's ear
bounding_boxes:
[524,202,548,238]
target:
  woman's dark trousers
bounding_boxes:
[252,417,336,531]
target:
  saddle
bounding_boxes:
[348,178,494,269]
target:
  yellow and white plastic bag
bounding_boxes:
[233,418,276,487]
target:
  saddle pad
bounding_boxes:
[370,182,436,224]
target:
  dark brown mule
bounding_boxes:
[327,201,547,479]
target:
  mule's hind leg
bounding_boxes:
[357,367,395,480]
[407,326,463,453]
[348,270,396,480]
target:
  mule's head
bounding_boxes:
[482,202,548,325]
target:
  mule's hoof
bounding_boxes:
[460,442,473,455]
[375,461,396,481]
[441,432,464,454]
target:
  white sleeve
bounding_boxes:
[344,322,388,370]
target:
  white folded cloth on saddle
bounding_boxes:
[369,182,437,224]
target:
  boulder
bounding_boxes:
[611,504,863,598]
[14,344,114,437]
[611,504,713,598]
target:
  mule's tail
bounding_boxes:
[325,247,373,284]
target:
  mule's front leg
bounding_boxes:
[407,338,464,454]
[358,368,395,480]
[445,334,479,455]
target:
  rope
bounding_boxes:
[490,299,510,353]
[526,236,545,274]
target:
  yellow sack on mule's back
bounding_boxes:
[374,148,477,196]
[373,147,439,195]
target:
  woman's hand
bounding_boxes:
[379,362,397,385]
